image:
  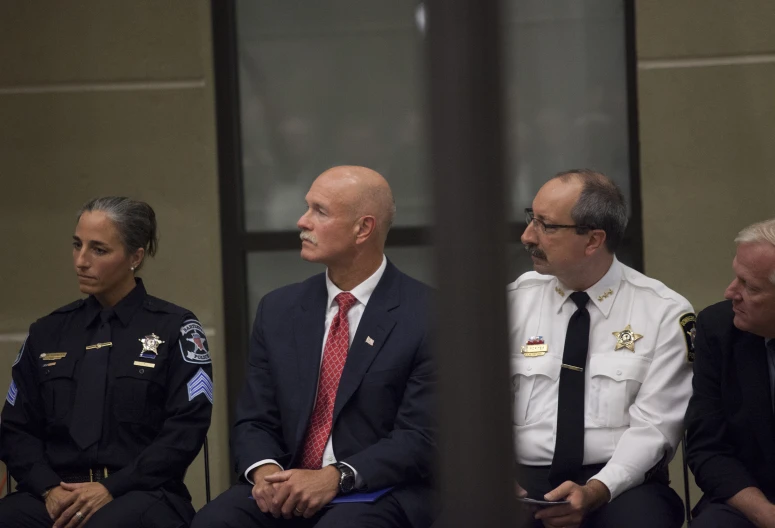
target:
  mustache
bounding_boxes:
[299,231,317,244]
[524,244,546,260]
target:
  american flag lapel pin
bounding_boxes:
[365,336,375,346]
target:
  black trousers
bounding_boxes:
[0,489,192,528]
[691,501,757,528]
[518,464,684,528]
[191,483,410,528]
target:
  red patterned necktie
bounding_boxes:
[299,292,358,469]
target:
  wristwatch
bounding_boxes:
[332,462,355,494]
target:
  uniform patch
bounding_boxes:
[179,320,211,364]
[187,368,213,404]
[679,313,697,362]
[6,380,18,406]
[12,336,28,367]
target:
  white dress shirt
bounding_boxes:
[246,256,388,485]
[507,257,694,500]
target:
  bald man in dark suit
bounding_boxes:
[193,166,437,528]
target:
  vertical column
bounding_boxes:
[427,0,523,525]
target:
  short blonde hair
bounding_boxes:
[735,218,775,284]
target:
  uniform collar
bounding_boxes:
[325,255,387,311]
[84,278,148,328]
[553,256,623,318]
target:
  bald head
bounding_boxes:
[316,165,395,244]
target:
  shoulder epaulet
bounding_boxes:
[50,299,85,314]
[620,266,690,306]
[143,296,187,315]
[507,271,552,292]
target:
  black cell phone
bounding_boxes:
[516,497,569,508]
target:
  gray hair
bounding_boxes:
[77,197,158,271]
[552,169,628,253]
[735,218,775,284]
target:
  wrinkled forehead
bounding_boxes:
[75,211,120,240]
[734,242,775,284]
[307,174,359,209]
[532,179,582,221]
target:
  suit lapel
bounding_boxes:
[736,331,775,460]
[332,263,400,424]
[293,275,328,450]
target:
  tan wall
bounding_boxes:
[0,0,229,509]
[637,0,775,521]
[3,0,774,520]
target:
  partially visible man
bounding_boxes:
[686,219,775,528]
[192,166,436,528]
[509,169,694,528]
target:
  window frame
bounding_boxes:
[210,0,643,447]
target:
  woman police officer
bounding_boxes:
[0,197,213,527]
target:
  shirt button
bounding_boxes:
[616,369,622,376]
[326,456,334,463]
[526,366,532,371]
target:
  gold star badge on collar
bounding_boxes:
[612,325,643,351]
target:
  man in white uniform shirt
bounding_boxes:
[509,169,694,528]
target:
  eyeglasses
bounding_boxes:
[525,208,593,234]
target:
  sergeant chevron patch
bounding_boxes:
[6,380,18,406]
[187,368,213,404]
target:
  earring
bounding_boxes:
[130,266,135,271]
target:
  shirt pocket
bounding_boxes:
[511,356,561,426]
[112,362,166,427]
[38,360,77,423]
[586,355,650,428]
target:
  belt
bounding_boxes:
[59,467,112,483]
[517,461,669,497]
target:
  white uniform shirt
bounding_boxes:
[246,256,387,485]
[507,257,694,500]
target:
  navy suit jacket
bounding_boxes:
[685,300,775,511]
[232,260,437,526]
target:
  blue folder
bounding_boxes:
[330,487,394,504]
[247,486,394,505]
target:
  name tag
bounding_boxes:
[133,361,155,368]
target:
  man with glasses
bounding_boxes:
[509,169,694,527]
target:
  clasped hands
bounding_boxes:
[46,481,113,528]
[517,479,610,528]
[251,464,340,519]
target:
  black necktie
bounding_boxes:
[549,291,590,487]
[767,340,775,412]
[70,309,114,450]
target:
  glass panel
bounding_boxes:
[246,247,437,324]
[503,0,631,217]
[246,251,324,323]
[236,0,632,230]
[247,244,540,324]
[236,1,428,231]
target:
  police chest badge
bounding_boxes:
[138,333,165,359]
[612,325,643,351]
[679,313,697,362]
[180,320,211,364]
[521,336,548,357]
